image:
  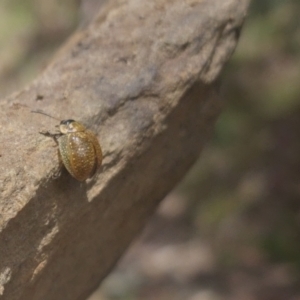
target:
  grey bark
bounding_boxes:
[0,0,250,299]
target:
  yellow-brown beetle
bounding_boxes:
[32,110,102,181]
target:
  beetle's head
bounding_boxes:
[59,120,86,134]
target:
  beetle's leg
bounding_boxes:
[39,131,63,178]
[52,150,63,179]
[52,168,62,179]
[39,131,62,145]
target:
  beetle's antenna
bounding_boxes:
[31,109,60,121]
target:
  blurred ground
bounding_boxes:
[1,0,300,299]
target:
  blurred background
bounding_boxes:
[1,0,300,299]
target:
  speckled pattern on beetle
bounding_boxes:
[56,119,102,181]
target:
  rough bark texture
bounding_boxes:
[0,0,250,299]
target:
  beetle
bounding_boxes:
[32,110,102,181]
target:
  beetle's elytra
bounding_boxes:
[32,110,102,181]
